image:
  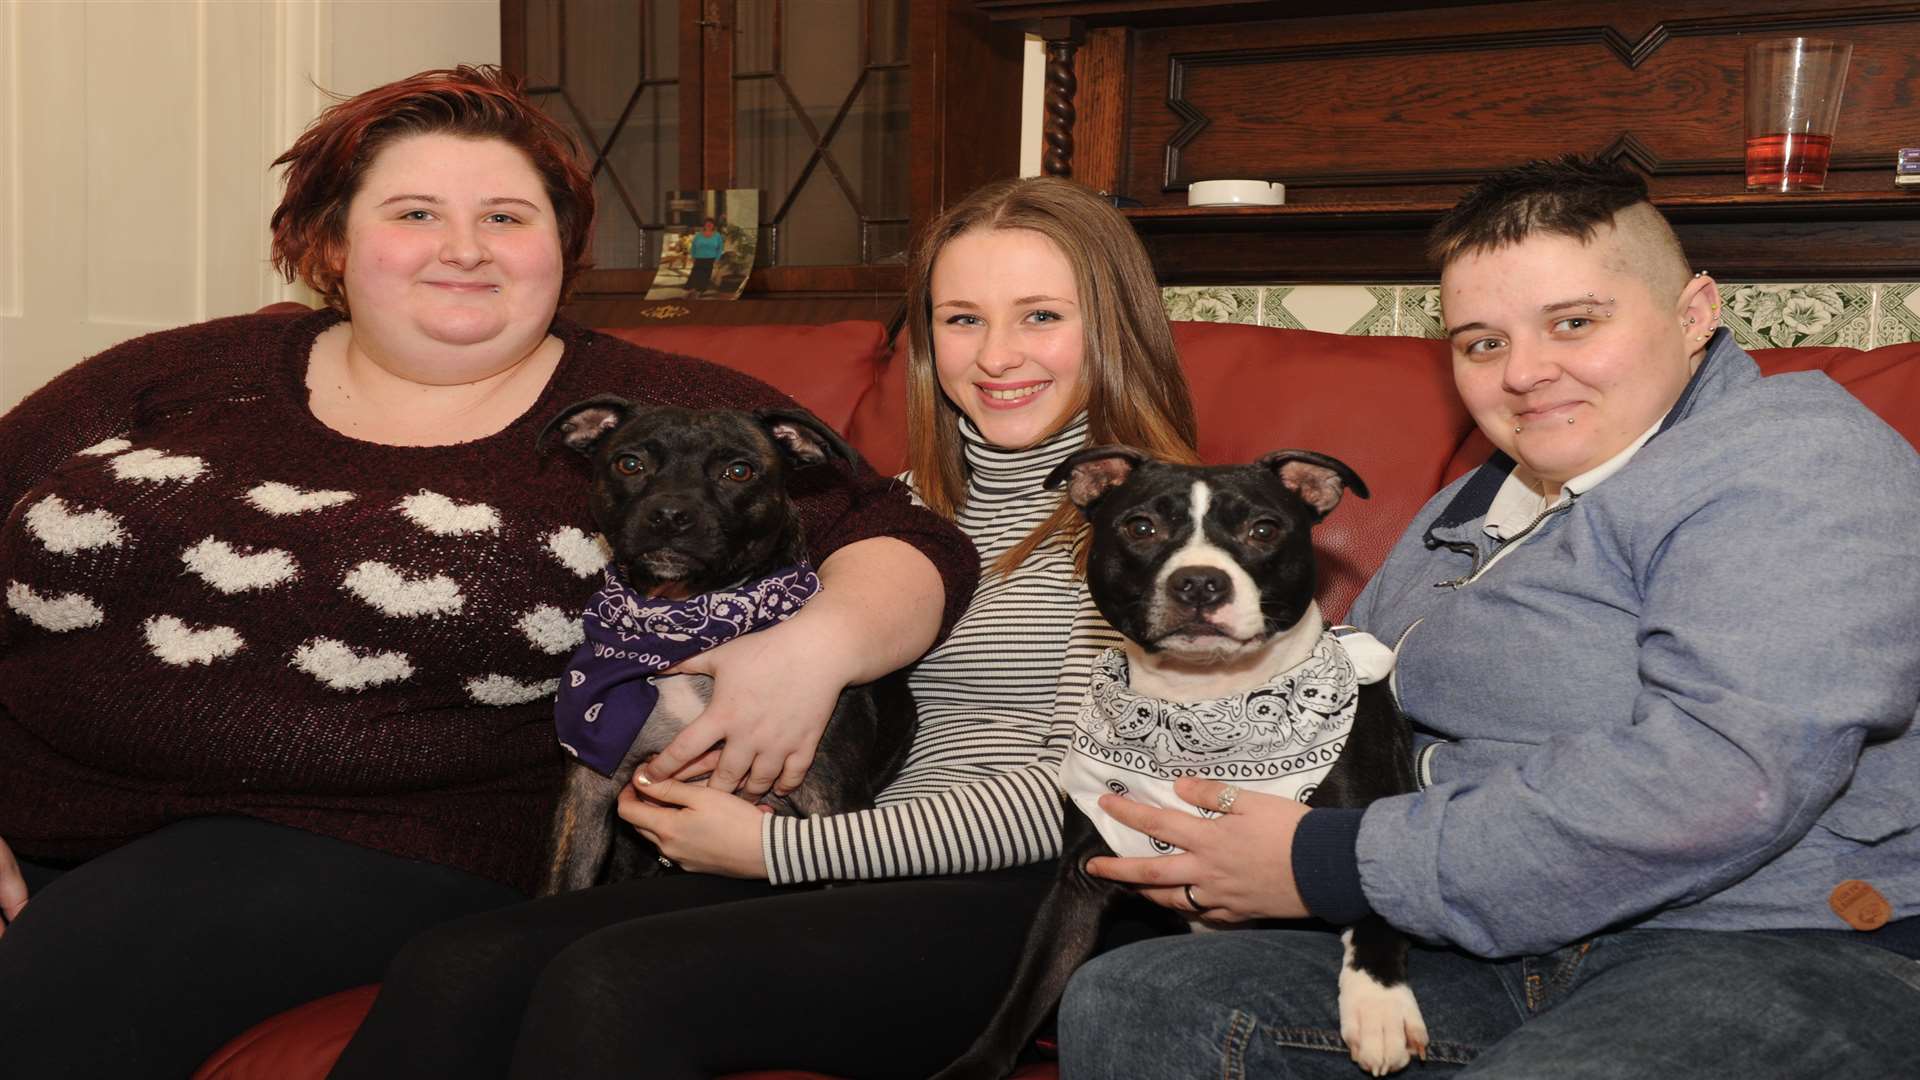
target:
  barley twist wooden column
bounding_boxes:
[1037,18,1086,178]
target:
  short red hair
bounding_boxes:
[270,65,596,312]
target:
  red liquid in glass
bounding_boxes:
[1745,132,1834,191]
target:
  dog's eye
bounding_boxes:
[1247,520,1280,543]
[613,454,645,476]
[1125,516,1157,540]
[722,461,755,483]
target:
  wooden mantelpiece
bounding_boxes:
[979,0,1920,282]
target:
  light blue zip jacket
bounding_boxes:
[1345,331,1920,958]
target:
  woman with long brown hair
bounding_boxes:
[328,176,1205,1078]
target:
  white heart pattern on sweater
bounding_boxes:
[182,537,298,594]
[518,605,585,654]
[398,490,500,535]
[545,527,612,578]
[292,637,414,690]
[111,447,206,483]
[6,581,105,632]
[464,674,561,706]
[246,482,357,516]
[77,437,132,456]
[343,561,466,618]
[144,614,244,666]
[24,495,126,554]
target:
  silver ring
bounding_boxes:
[656,854,674,869]
[1215,785,1241,814]
[1184,883,1200,911]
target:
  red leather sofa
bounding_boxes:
[193,318,1920,1080]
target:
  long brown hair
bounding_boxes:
[904,177,1200,576]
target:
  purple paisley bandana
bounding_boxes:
[553,562,820,775]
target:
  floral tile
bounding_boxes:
[1261,286,1396,335]
[1719,283,1873,350]
[1874,284,1920,347]
[1256,287,1305,330]
[1398,286,1446,339]
[1161,286,1258,324]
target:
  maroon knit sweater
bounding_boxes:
[0,309,975,892]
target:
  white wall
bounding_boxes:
[1020,34,1042,178]
[0,0,499,412]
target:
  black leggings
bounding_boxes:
[327,861,1070,1080]
[0,817,523,1080]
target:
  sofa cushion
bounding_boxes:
[598,321,893,443]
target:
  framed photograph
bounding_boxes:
[646,189,760,301]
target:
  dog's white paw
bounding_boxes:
[1337,940,1428,1076]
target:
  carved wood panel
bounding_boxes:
[1126,1,1920,206]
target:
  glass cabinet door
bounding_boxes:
[518,0,680,270]
[731,0,911,267]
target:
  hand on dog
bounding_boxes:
[0,835,28,937]
[1084,777,1312,922]
[641,612,844,798]
[617,777,774,879]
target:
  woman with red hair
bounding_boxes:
[0,66,972,1078]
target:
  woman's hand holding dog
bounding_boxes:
[1085,777,1313,922]
[618,778,774,878]
[641,537,945,798]
[642,611,849,799]
[0,835,28,938]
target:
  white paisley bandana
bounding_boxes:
[1059,627,1394,858]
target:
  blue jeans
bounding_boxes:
[1059,926,1920,1078]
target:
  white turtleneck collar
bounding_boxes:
[959,411,1092,494]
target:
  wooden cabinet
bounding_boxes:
[504,0,1023,325]
[980,0,1920,283]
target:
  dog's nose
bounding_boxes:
[1167,566,1231,610]
[648,503,693,535]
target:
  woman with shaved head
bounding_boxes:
[1061,157,1920,1078]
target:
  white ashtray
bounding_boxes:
[1187,179,1285,207]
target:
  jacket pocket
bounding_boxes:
[1818,788,1920,844]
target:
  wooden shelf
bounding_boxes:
[1125,190,1920,284]
[1130,189,1920,225]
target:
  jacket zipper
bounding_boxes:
[1434,496,1578,589]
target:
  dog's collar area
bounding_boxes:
[551,561,820,776]
[1061,628,1389,859]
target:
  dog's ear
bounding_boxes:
[542,395,635,455]
[1045,445,1149,510]
[755,408,864,471]
[1256,450,1370,519]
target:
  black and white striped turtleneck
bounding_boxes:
[762,413,1121,883]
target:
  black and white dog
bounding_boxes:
[936,446,1426,1079]
[535,399,914,895]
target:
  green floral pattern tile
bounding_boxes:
[1398,286,1445,339]
[1161,286,1258,324]
[1257,287,1305,329]
[1875,284,1920,346]
[1157,281,1920,348]
[1258,286,1397,334]
[1719,284,1873,349]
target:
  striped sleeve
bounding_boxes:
[761,593,1119,884]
